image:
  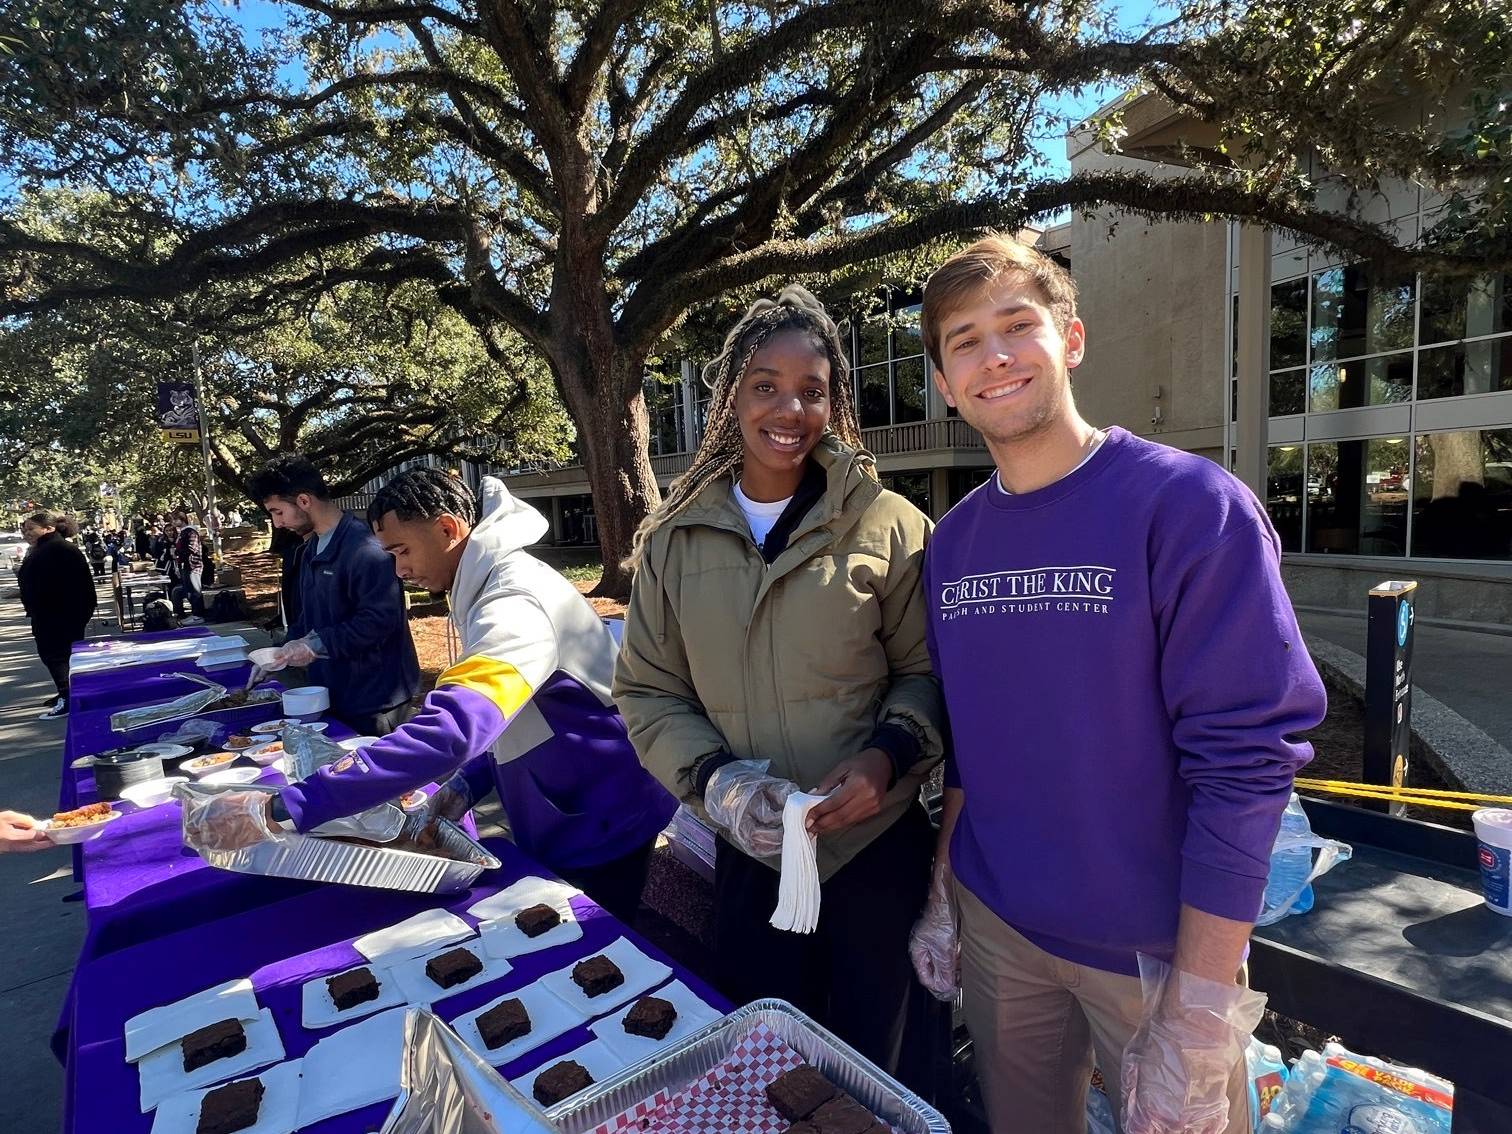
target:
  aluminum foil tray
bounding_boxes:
[548,999,951,1134]
[188,788,502,894]
[110,685,279,732]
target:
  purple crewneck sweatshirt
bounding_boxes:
[926,428,1325,975]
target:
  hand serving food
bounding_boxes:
[181,790,278,852]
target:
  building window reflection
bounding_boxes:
[1305,437,1408,556]
[1412,429,1512,560]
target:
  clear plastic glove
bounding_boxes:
[181,789,278,852]
[0,811,51,854]
[1120,954,1268,1134]
[704,759,797,858]
[422,783,472,825]
[908,862,959,1001]
[249,634,323,685]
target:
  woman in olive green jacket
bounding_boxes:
[613,285,945,1075]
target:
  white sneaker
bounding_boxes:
[38,698,67,720]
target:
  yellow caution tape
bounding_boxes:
[1294,776,1512,813]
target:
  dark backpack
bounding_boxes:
[142,598,178,633]
[207,590,246,623]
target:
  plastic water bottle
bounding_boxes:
[1266,1042,1453,1133]
[1245,1038,1289,1128]
[1262,793,1315,921]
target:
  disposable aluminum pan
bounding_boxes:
[109,684,280,732]
[183,785,502,894]
[549,999,952,1134]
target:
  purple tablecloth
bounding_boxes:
[67,628,220,712]
[65,837,729,1134]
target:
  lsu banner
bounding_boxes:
[157,381,202,443]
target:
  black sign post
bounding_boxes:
[1364,580,1417,816]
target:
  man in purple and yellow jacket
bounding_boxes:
[187,468,675,921]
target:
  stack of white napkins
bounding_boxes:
[769,792,829,933]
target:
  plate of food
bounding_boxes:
[243,740,285,766]
[224,734,259,751]
[398,789,430,812]
[41,803,121,844]
[131,743,195,761]
[182,752,240,777]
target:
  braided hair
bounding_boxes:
[627,284,868,569]
[367,467,478,529]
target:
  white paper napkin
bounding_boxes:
[353,909,475,966]
[770,791,828,933]
[509,1039,625,1106]
[537,937,673,1020]
[149,1058,302,1134]
[126,978,261,1064]
[391,941,513,1006]
[300,963,407,1030]
[294,1007,407,1127]
[589,979,724,1063]
[450,983,589,1068]
[473,877,584,959]
[138,1008,285,1113]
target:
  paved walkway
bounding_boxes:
[1298,609,1512,754]
[0,569,93,1131]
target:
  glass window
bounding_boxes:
[1306,438,1408,555]
[1412,428,1512,560]
[855,362,890,429]
[948,467,995,506]
[1419,272,1511,346]
[1418,337,1512,400]
[881,471,930,516]
[893,356,926,423]
[856,311,890,368]
[1269,370,1305,416]
[1310,264,1415,361]
[1266,445,1304,552]
[893,303,924,360]
[1269,278,1308,369]
[1308,353,1412,411]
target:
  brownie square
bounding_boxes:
[181,1018,247,1073]
[766,1064,838,1121]
[514,902,562,938]
[196,1077,265,1134]
[571,954,624,998]
[477,997,531,1049]
[425,946,483,989]
[326,967,381,1011]
[622,995,677,1040]
[810,1095,884,1134]
[532,1059,594,1106]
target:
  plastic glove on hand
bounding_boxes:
[704,759,798,858]
[908,863,959,1001]
[277,637,320,668]
[182,790,277,852]
[1120,955,1268,1134]
[423,785,472,824]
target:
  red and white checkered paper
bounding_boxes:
[589,1022,901,1134]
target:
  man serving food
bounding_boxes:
[185,469,675,921]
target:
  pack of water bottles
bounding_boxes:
[1257,793,1353,926]
[1261,1042,1454,1133]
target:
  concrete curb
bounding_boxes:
[1305,634,1512,797]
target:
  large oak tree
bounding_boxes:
[1,0,1508,593]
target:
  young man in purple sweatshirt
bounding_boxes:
[907,236,1326,1134]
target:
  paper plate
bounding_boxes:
[41,808,122,845]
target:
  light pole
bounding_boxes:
[191,340,219,556]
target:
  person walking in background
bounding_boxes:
[18,513,97,720]
[134,518,151,560]
[85,530,107,578]
[172,512,207,624]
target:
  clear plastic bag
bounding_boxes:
[1256,794,1353,927]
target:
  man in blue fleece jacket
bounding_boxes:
[907,235,1327,1134]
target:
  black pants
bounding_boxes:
[339,701,416,738]
[713,801,933,1077]
[558,838,657,927]
[34,621,90,701]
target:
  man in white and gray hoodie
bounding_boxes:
[187,468,675,920]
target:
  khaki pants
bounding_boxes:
[956,881,1251,1134]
